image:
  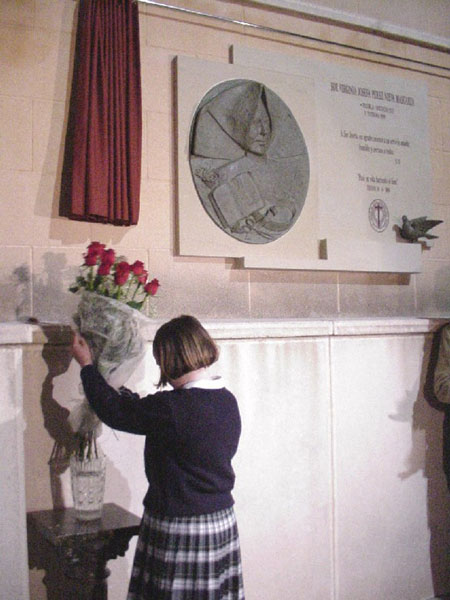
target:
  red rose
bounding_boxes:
[101,248,115,266]
[88,241,105,252]
[84,253,98,266]
[144,278,160,296]
[137,270,148,284]
[84,241,105,266]
[98,263,111,276]
[114,261,131,286]
[131,260,145,275]
[87,241,105,257]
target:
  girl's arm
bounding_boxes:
[72,333,172,435]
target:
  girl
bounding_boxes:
[72,315,245,600]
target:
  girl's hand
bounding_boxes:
[72,332,93,367]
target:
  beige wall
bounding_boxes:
[0,0,449,323]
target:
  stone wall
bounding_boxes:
[0,0,449,323]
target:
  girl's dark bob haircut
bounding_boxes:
[153,315,219,388]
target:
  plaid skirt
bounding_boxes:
[127,507,245,600]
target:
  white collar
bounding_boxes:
[181,376,225,390]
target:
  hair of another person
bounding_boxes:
[153,315,219,388]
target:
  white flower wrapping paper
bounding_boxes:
[68,291,152,434]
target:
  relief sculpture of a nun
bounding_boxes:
[189,79,310,244]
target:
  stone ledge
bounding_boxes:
[0,322,72,345]
[331,317,446,337]
[0,317,447,345]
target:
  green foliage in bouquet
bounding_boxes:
[69,241,160,311]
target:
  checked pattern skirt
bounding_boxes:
[127,507,245,600]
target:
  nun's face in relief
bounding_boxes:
[244,101,271,155]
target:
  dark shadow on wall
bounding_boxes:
[31,324,134,596]
[40,325,77,507]
[422,326,450,596]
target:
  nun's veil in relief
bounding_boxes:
[191,81,271,160]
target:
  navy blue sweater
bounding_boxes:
[80,365,241,517]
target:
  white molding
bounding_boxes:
[200,319,333,339]
[331,317,441,336]
[249,0,450,50]
[203,317,444,338]
[0,322,69,345]
[1,317,446,345]
[0,322,36,344]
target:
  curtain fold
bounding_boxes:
[61,0,142,225]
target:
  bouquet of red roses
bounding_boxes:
[69,241,159,311]
[67,243,160,439]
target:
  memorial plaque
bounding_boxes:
[189,79,310,244]
[176,51,430,272]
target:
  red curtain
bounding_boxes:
[61,0,142,225]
